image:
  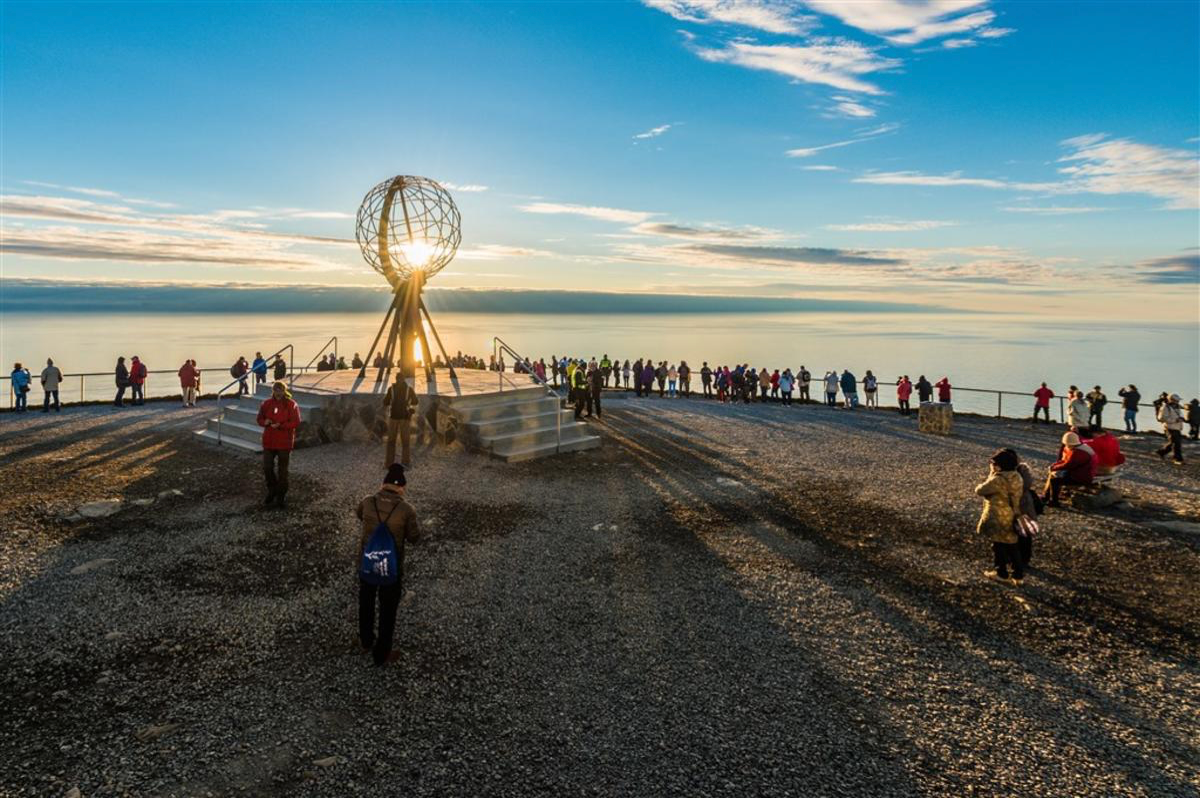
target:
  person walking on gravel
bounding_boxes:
[975,449,1026,585]
[257,381,301,508]
[356,463,421,666]
[40,358,62,412]
[1155,394,1186,465]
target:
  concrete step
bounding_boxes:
[465,408,576,437]
[193,428,261,454]
[204,417,263,445]
[491,432,601,463]
[223,404,261,424]
[454,396,562,423]
[252,384,328,411]
[445,384,547,410]
[477,421,596,452]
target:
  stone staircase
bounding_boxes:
[451,385,600,463]
[192,385,327,454]
[194,378,599,462]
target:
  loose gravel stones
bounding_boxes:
[0,400,1197,797]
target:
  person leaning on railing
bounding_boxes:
[40,358,62,412]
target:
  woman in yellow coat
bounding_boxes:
[975,449,1026,584]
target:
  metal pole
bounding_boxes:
[1059,396,1065,423]
[80,374,84,404]
[997,391,1002,418]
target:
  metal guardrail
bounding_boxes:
[493,336,561,454]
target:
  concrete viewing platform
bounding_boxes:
[287,366,534,400]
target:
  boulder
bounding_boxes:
[919,402,953,435]
[70,558,116,576]
[1070,486,1123,511]
[341,415,373,444]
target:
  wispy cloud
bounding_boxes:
[518,201,657,224]
[805,1,1003,45]
[829,95,876,117]
[695,40,901,95]
[633,123,673,140]
[440,181,489,193]
[641,0,814,34]
[801,164,839,171]
[1131,254,1200,284]
[855,134,1199,209]
[825,219,957,232]
[786,122,898,158]
[616,241,905,272]
[1057,134,1199,210]
[23,180,176,208]
[456,244,556,261]
[999,205,1108,215]
[628,221,783,241]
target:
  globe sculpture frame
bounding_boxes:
[354,175,461,392]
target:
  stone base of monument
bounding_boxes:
[919,401,954,434]
[193,368,599,461]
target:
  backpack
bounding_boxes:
[230,364,239,378]
[359,499,402,586]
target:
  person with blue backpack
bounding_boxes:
[356,463,422,666]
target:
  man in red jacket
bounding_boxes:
[257,381,301,508]
[1032,382,1054,424]
[129,355,148,406]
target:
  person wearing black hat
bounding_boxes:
[383,374,418,468]
[355,463,422,666]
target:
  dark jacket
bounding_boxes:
[1118,388,1140,410]
[384,381,417,420]
[916,378,933,401]
[115,363,130,388]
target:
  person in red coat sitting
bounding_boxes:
[1041,431,1096,507]
[257,381,301,508]
[1082,429,1125,475]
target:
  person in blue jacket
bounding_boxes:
[10,362,32,411]
[840,369,858,408]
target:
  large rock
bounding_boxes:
[76,499,122,519]
[341,415,373,444]
[1070,486,1123,511]
[919,402,954,435]
[70,558,116,576]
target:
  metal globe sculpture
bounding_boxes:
[353,175,461,393]
[355,175,461,288]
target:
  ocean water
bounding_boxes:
[2,311,1197,425]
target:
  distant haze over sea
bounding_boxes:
[1,279,954,316]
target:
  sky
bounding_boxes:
[2,0,1198,319]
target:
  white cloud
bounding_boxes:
[1057,134,1199,210]
[518,201,657,224]
[786,122,898,158]
[288,210,354,220]
[999,206,1108,215]
[825,219,958,231]
[628,221,784,241]
[831,99,876,117]
[695,39,901,95]
[801,165,839,171]
[805,1,1000,44]
[852,171,1052,190]
[942,38,977,49]
[977,27,1015,38]
[634,123,673,140]
[455,244,555,261]
[440,181,489,193]
[641,0,814,34]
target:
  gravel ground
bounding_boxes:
[1,397,1198,797]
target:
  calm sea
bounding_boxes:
[2,311,1197,423]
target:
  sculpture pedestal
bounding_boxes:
[919,402,954,435]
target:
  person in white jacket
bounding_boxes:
[1155,394,1186,465]
[824,371,839,407]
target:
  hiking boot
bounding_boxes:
[264,493,276,507]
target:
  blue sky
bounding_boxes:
[2,1,1197,318]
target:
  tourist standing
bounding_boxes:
[896,375,913,415]
[1014,453,1041,567]
[779,369,794,406]
[129,356,147,405]
[257,381,301,507]
[1067,389,1089,432]
[622,359,631,390]
[1155,394,1186,465]
[1032,382,1054,424]
[798,366,811,403]
[935,376,952,403]
[252,352,268,388]
[355,463,421,667]
[383,374,417,467]
[916,375,933,404]
[667,364,678,398]
[1118,385,1141,433]
[700,362,712,397]
[10,362,31,412]
[655,361,668,397]
[40,358,63,412]
[759,368,771,401]
[178,360,197,407]
[863,370,878,408]
[114,357,130,407]
[1188,398,1200,440]
[273,356,287,382]
[600,354,612,387]
[352,353,364,369]
[975,449,1025,584]
[642,360,655,398]
[572,364,588,419]
[824,371,839,407]
[1086,385,1107,430]
[770,369,780,400]
[840,369,858,408]
[588,364,603,419]
[679,361,691,398]
[232,356,249,396]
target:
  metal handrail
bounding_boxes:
[493,336,561,454]
[304,336,339,372]
[215,344,293,446]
